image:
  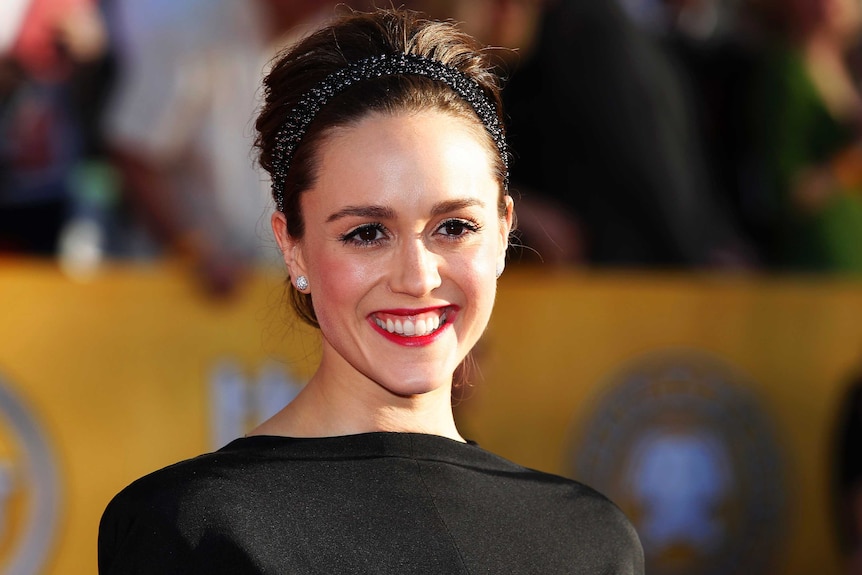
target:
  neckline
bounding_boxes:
[220,431,506,470]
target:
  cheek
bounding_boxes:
[307,248,378,323]
[456,247,499,310]
[463,255,495,290]
[474,234,504,278]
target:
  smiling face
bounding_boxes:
[274,110,512,399]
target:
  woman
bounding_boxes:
[98,8,644,573]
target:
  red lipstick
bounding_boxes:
[367,306,456,347]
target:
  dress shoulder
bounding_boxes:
[462,455,645,574]
[98,449,252,574]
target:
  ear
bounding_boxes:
[497,195,514,261]
[271,211,308,282]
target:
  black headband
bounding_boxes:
[270,52,508,212]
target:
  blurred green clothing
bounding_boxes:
[754,45,862,273]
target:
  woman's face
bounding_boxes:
[275,110,512,398]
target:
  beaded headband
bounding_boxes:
[270,52,509,212]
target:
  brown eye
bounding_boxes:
[357,227,379,242]
[341,223,387,246]
[444,221,467,236]
[438,219,480,238]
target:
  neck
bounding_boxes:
[250,366,463,442]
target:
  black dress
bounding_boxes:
[99,432,643,574]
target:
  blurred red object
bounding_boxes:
[7,0,106,80]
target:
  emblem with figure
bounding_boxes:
[570,350,786,575]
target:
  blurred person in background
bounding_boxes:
[411,0,753,267]
[0,0,115,262]
[103,0,349,297]
[621,0,774,265]
[748,0,862,273]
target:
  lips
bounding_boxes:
[368,306,455,347]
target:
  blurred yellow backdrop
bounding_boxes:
[0,259,860,574]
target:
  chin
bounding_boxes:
[381,376,450,398]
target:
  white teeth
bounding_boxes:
[375,312,447,337]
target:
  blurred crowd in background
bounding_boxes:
[3,0,862,295]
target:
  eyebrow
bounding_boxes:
[325,198,486,223]
[326,205,395,223]
[430,198,486,217]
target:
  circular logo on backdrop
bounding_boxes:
[569,350,786,575]
[0,371,61,575]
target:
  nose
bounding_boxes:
[388,238,442,297]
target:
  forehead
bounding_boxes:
[305,110,500,213]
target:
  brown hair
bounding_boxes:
[254,7,508,327]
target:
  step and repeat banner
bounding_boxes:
[1,259,861,574]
